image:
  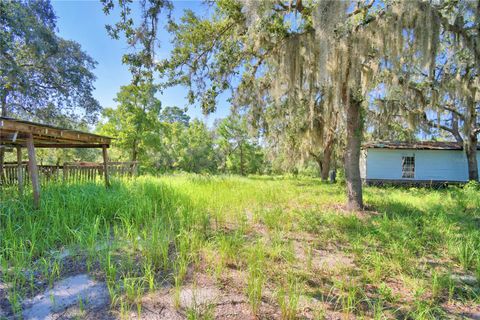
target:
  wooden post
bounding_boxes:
[102,145,110,188]
[26,134,40,209]
[16,146,23,196]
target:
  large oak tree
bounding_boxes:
[103,0,479,209]
[1,0,101,183]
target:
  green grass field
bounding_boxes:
[1,175,480,319]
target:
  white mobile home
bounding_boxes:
[360,141,480,185]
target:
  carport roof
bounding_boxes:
[0,117,111,148]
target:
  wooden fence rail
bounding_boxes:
[1,161,138,186]
[3,164,26,186]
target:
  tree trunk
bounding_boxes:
[465,135,479,181]
[321,149,332,181]
[321,131,335,181]
[315,157,323,178]
[465,98,479,181]
[342,40,363,210]
[344,95,364,210]
[132,139,138,162]
[451,113,464,143]
[239,143,245,176]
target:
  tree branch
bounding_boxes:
[431,3,480,69]
[347,0,375,18]
[422,112,464,143]
[442,104,465,120]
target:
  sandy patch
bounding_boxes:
[129,272,254,319]
[22,274,110,320]
[293,241,355,272]
[442,301,480,319]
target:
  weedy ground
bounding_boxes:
[1,174,480,319]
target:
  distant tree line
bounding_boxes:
[97,82,265,175]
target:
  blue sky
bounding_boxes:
[51,0,230,126]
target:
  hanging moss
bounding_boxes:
[231,0,463,167]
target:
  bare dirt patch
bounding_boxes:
[0,281,10,318]
[22,274,110,320]
[442,301,480,319]
[293,240,355,272]
[130,272,254,320]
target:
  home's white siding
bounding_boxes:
[360,150,367,179]
[478,151,480,175]
[364,148,480,182]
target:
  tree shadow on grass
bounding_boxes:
[303,275,416,319]
[247,175,323,185]
[368,192,480,237]
[328,196,480,318]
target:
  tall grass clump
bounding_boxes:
[246,241,266,315]
[0,176,207,315]
[276,273,301,320]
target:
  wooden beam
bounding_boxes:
[21,143,110,149]
[0,118,111,145]
[0,133,111,146]
[102,145,110,188]
[0,139,110,148]
[26,133,40,209]
[17,146,23,196]
[1,133,97,144]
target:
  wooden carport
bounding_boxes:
[0,117,112,209]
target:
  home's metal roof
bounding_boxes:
[362,141,480,150]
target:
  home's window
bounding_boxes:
[402,156,415,179]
